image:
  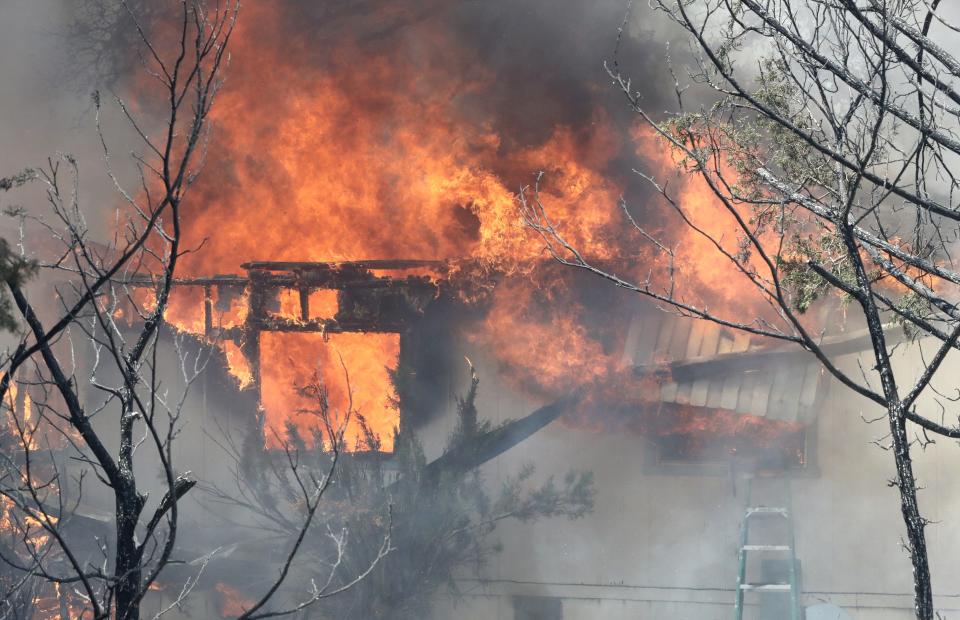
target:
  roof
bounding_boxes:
[623,311,827,424]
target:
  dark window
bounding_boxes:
[657,427,808,469]
[513,596,562,620]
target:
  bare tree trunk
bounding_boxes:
[889,410,933,619]
[115,476,146,620]
[0,3,238,617]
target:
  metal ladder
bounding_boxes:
[733,476,801,620]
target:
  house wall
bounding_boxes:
[422,337,960,620]
[15,309,960,619]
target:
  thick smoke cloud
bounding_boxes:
[0,4,92,210]
[0,2,177,257]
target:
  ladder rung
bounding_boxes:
[746,506,788,517]
[740,583,792,591]
[742,544,790,552]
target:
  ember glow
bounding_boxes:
[215,583,255,618]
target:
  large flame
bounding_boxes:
[178,7,628,276]
[142,2,803,453]
[260,332,400,450]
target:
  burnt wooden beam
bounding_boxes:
[242,277,267,400]
[298,286,310,321]
[124,275,248,287]
[422,393,580,484]
[203,285,213,337]
[240,259,444,271]
[252,316,408,333]
[123,270,439,291]
[124,273,435,291]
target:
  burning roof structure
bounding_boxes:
[122,258,834,474]
[621,309,833,469]
[626,313,823,424]
[126,259,444,450]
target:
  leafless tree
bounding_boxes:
[0,3,380,619]
[0,2,239,617]
[522,0,960,617]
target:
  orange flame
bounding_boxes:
[260,332,400,450]
[136,4,807,451]
[215,583,255,618]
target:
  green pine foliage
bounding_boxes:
[0,170,39,333]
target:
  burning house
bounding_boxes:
[87,262,930,620]
[110,272,960,620]
[5,1,960,619]
[7,272,957,619]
